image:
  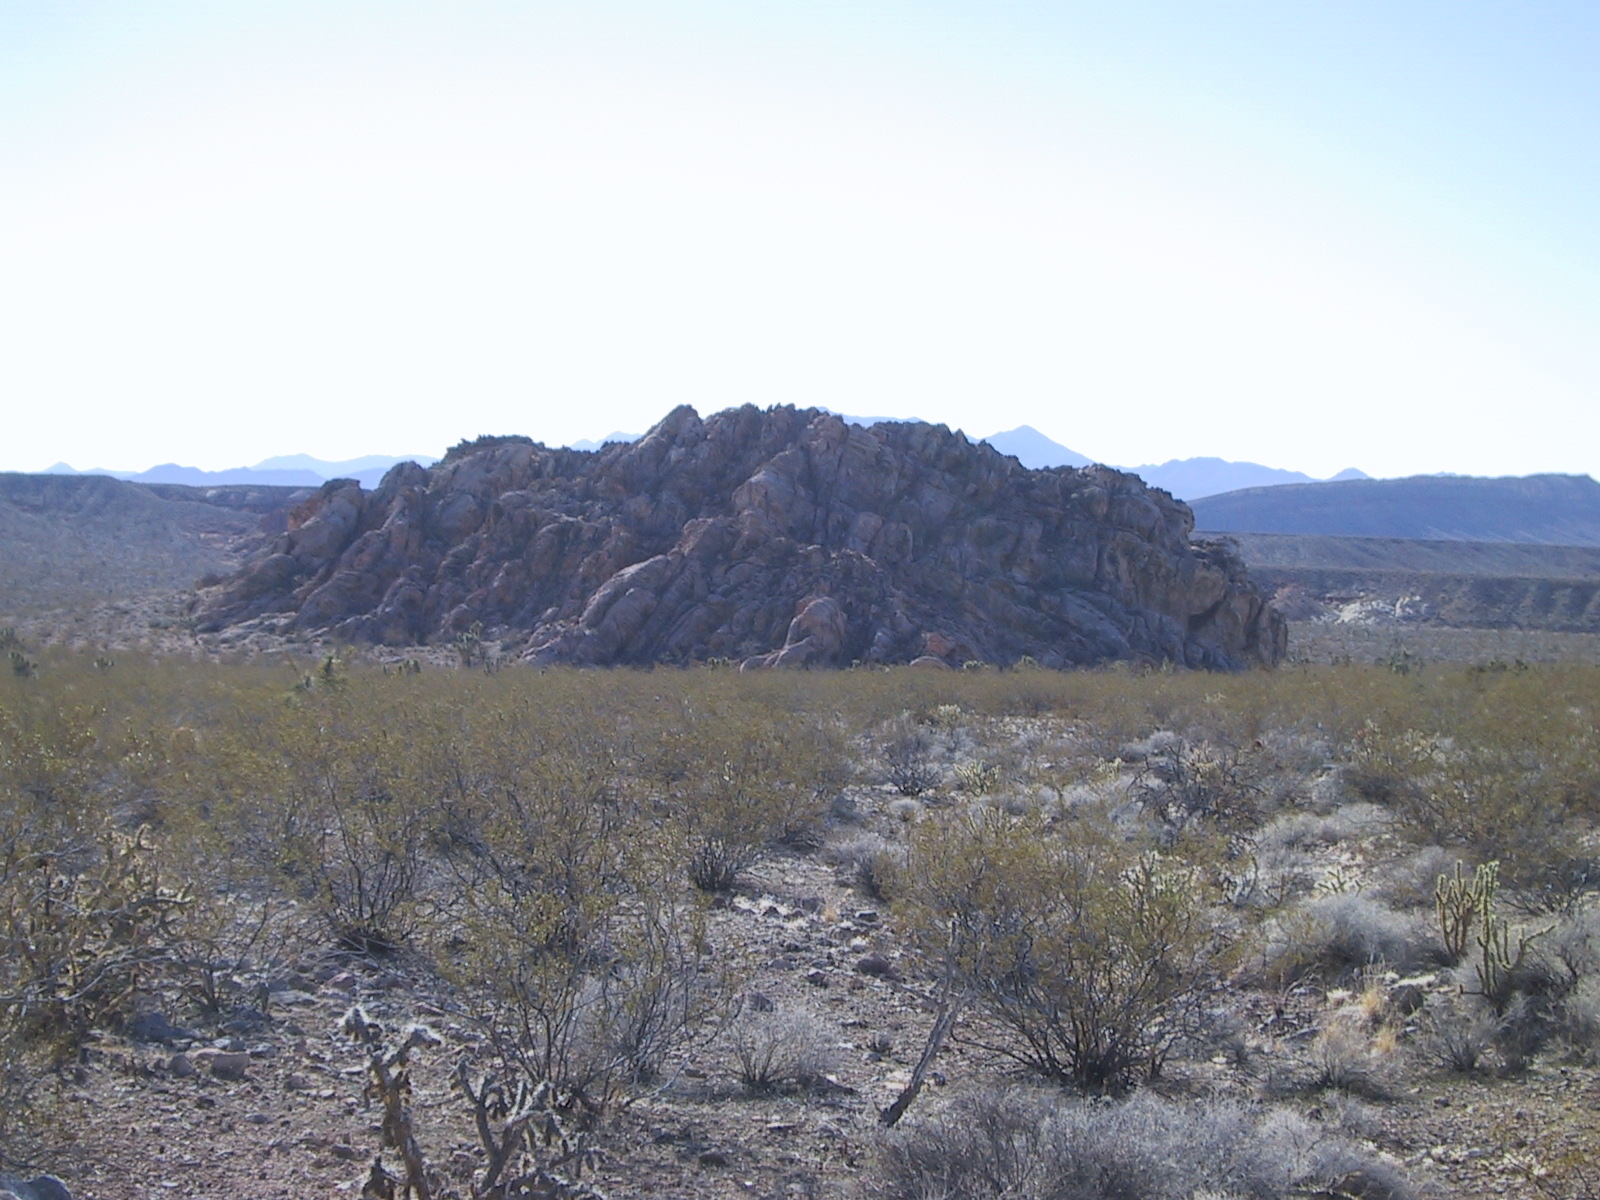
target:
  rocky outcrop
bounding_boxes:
[194,406,1286,669]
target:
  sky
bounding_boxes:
[3,1,1599,480]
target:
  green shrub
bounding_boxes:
[898,808,1226,1091]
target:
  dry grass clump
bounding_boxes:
[1309,1008,1400,1099]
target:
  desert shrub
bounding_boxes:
[870,1088,1417,1200]
[645,693,840,892]
[1341,669,1600,911]
[1558,976,1600,1058]
[170,888,301,1017]
[1309,1012,1395,1099]
[1263,893,1432,984]
[1419,995,1499,1074]
[881,717,940,796]
[727,1006,837,1093]
[1127,732,1263,830]
[0,824,187,1057]
[887,796,923,823]
[825,832,905,902]
[198,682,446,955]
[898,808,1226,1091]
[0,690,200,1153]
[1377,844,1466,909]
[281,722,431,954]
[1545,906,1600,984]
[451,873,727,1113]
[425,708,734,1110]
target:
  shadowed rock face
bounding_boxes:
[194,406,1286,669]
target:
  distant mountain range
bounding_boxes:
[1192,474,1600,546]
[49,414,1598,527]
[975,426,1367,498]
[44,453,439,491]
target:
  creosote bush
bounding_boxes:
[897,807,1227,1091]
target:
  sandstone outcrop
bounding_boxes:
[194,406,1286,668]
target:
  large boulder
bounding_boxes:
[195,407,1285,669]
[0,1175,72,1200]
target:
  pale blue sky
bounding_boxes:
[3,1,1597,478]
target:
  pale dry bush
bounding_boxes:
[824,832,905,902]
[886,797,923,824]
[1418,995,1499,1074]
[1256,803,1389,855]
[727,1006,837,1093]
[1376,845,1468,909]
[870,1088,1417,1200]
[1262,893,1434,984]
[1310,1012,1396,1099]
[1558,976,1600,1059]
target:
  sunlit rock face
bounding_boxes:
[195,405,1285,670]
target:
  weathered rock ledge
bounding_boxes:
[194,406,1285,669]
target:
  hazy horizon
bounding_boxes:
[5,3,1598,479]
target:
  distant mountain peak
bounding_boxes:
[980,426,1091,470]
[1117,458,1375,501]
[567,431,643,452]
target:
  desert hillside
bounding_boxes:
[0,472,306,614]
[1192,473,1600,544]
[1205,530,1600,646]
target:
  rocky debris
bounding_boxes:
[195,406,1285,669]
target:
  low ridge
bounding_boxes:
[195,405,1286,668]
[1192,473,1600,544]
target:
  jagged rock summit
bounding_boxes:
[194,406,1285,669]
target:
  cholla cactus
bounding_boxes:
[342,1007,443,1200]
[454,1068,609,1200]
[1435,861,1496,963]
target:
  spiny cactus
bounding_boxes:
[1435,861,1497,963]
